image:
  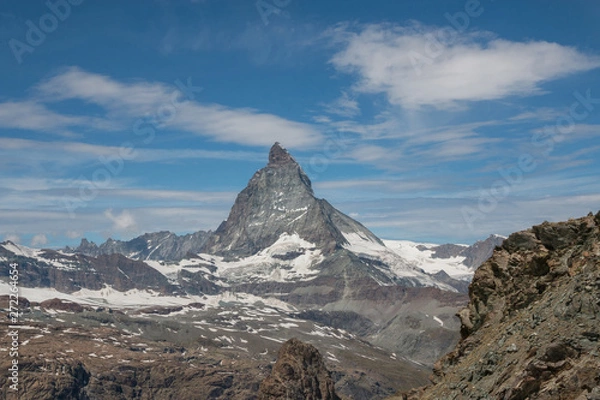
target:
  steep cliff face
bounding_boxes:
[399,212,600,400]
[258,338,341,400]
[203,142,382,258]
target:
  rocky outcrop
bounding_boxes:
[0,320,264,400]
[398,212,600,399]
[40,298,87,312]
[258,338,341,400]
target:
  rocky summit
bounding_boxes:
[204,142,382,258]
[258,338,341,400]
[398,212,600,400]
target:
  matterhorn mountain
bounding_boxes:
[198,143,462,293]
[1,143,505,399]
[204,142,382,257]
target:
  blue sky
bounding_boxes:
[1,0,599,248]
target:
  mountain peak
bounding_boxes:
[268,142,296,167]
[203,144,384,257]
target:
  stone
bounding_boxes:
[258,338,341,400]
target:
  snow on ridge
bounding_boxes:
[383,239,473,279]
[341,233,462,291]
[342,232,420,278]
[145,233,323,284]
[2,241,39,258]
[0,280,295,312]
[196,233,324,283]
[1,242,77,270]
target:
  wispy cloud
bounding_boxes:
[0,101,94,137]
[104,209,138,233]
[0,137,265,171]
[1,67,322,148]
[328,23,600,109]
[322,91,361,117]
[31,233,48,247]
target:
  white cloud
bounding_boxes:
[111,189,236,203]
[329,23,600,109]
[65,230,82,239]
[31,234,48,247]
[104,209,138,233]
[174,102,322,148]
[314,179,437,199]
[0,101,85,137]
[30,67,322,148]
[3,233,21,243]
[0,137,266,166]
[322,91,361,117]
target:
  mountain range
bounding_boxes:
[1,143,505,399]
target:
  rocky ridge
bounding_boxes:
[398,212,600,399]
[0,243,177,294]
[69,230,211,261]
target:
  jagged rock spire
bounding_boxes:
[268,142,296,167]
[202,144,382,257]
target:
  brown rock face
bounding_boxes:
[258,338,341,400]
[40,298,86,312]
[398,212,600,400]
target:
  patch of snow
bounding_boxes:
[278,322,299,329]
[2,242,39,258]
[259,335,286,343]
[342,233,459,291]
[195,233,324,284]
[383,239,472,279]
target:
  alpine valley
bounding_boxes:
[1,144,506,399]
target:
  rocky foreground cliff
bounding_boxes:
[398,212,600,399]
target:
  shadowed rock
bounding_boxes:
[258,338,341,400]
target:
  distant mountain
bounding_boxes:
[0,143,490,387]
[68,230,211,261]
[384,234,505,280]
[459,234,506,268]
[0,241,176,294]
[199,143,456,291]
[203,142,383,258]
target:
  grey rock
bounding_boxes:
[203,143,382,258]
[69,231,211,261]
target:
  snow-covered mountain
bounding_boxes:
[0,143,505,376]
[203,142,384,257]
[383,234,505,280]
